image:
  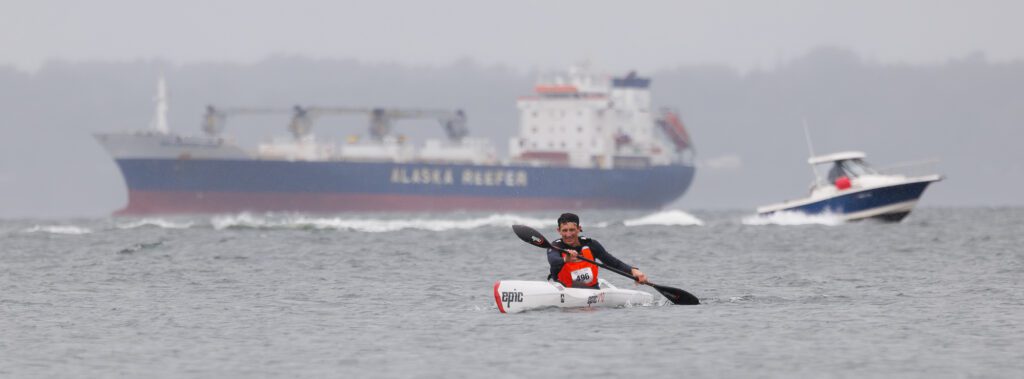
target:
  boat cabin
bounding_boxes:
[808,151,878,189]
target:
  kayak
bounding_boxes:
[493,279,655,313]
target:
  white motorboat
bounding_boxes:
[757,151,942,222]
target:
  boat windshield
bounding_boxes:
[826,159,876,182]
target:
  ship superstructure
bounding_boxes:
[510,65,692,169]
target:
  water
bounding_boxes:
[2,208,1022,377]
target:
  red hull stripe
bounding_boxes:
[494,281,506,314]
[117,190,640,214]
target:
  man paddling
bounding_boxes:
[548,213,648,289]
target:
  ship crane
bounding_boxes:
[202,105,292,137]
[297,107,467,141]
[374,108,467,142]
[203,105,468,141]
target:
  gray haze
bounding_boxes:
[1,1,1022,218]
[4,1,1024,72]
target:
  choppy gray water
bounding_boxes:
[2,208,1022,378]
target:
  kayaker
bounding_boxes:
[547,213,649,288]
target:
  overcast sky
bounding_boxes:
[2,0,1022,73]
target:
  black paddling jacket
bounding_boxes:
[547,236,634,288]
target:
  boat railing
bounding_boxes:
[874,159,940,178]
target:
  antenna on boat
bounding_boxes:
[802,118,822,183]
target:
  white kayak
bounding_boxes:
[493,279,655,313]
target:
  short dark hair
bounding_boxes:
[557,213,580,227]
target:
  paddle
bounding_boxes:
[512,224,700,305]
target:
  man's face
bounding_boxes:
[557,222,580,245]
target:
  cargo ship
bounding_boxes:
[94,66,696,214]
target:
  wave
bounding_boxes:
[116,218,195,229]
[22,225,93,235]
[700,293,849,305]
[118,240,165,254]
[209,213,553,232]
[741,211,845,226]
[622,210,704,226]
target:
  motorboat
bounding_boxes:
[757,151,942,222]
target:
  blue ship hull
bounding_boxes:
[112,159,696,214]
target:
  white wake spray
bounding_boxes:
[209,213,553,232]
[116,218,195,229]
[22,225,93,235]
[622,210,704,226]
[741,211,845,226]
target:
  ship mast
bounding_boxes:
[150,74,169,134]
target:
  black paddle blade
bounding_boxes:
[512,224,552,249]
[650,283,700,305]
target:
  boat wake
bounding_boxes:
[698,293,849,305]
[741,211,845,226]
[117,218,195,229]
[21,225,93,235]
[622,209,704,226]
[209,213,553,232]
[14,211,705,235]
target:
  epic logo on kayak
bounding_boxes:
[501,291,524,308]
